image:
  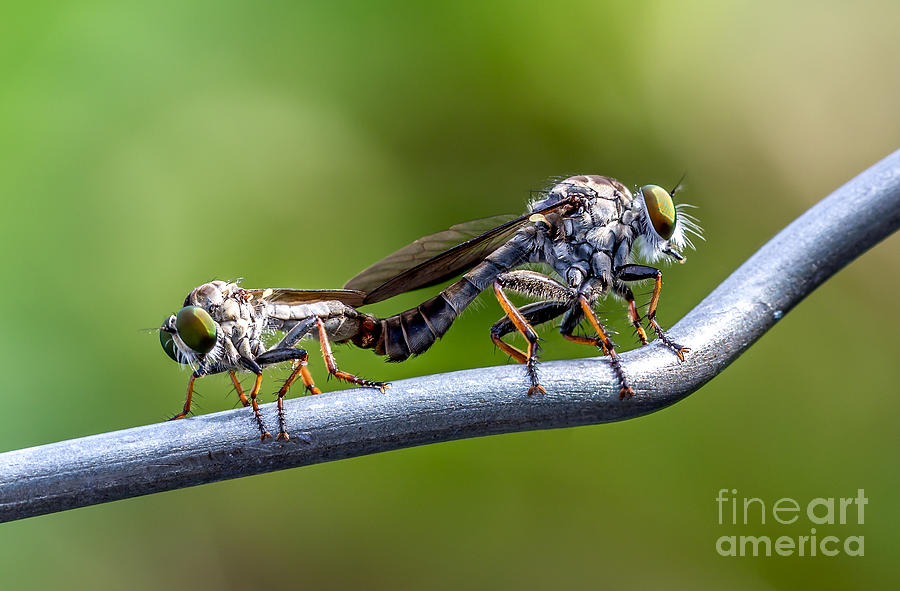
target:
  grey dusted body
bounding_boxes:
[180,281,376,373]
[373,176,647,361]
[535,176,640,292]
[267,302,364,345]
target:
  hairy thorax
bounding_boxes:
[186,280,267,366]
[532,175,641,294]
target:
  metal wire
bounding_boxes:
[1,151,898,523]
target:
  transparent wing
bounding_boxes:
[246,288,367,308]
[344,214,529,304]
[344,197,584,305]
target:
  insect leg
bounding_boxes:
[274,316,317,349]
[611,283,649,345]
[229,372,250,407]
[169,363,227,421]
[258,347,321,395]
[616,264,689,361]
[490,301,571,338]
[554,306,609,354]
[577,295,635,399]
[491,280,545,396]
[495,270,574,301]
[316,317,388,392]
[257,347,320,441]
[239,357,272,441]
[495,272,580,334]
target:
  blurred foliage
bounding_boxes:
[0,1,898,589]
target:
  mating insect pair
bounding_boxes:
[159,175,701,440]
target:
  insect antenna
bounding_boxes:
[670,172,687,196]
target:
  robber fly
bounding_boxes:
[159,282,390,441]
[344,175,702,398]
[158,198,591,440]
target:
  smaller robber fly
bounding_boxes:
[344,175,702,398]
[159,283,388,441]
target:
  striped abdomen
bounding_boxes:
[357,232,534,361]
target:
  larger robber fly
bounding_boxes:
[343,175,702,398]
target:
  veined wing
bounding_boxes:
[247,288,368,308]
[344,214,528,305]
[345,193,581,305]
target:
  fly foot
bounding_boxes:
[619,386,636,400]
[525,358,544,396]
[648,319,688,361]
[527,384,547,396]
[658,334,689,361]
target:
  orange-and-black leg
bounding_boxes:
[169,372,201,421]
[576,295,635,399]
[554,304,610,355]
[257,347,320,441]
[229,371,250,407]
[616,264,689,361]
[239,357,271,440]
[169,363,227,421]
[490,280,546,395]
[315,318,388,392]
[612,283,650,346]
[490,300,570,370]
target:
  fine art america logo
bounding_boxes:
[715,489,867,557]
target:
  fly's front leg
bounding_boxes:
[491,280,545,396]
[169,363,226,421]
[169,371,202,421]
[616,265,689,361]
[577,296,634,399]
[229,372,250,407]
[612,283,649,346]
[315,318,388,392]
[257,347,321,441]
[239,357,272,440]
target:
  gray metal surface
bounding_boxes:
[1,150,899,523]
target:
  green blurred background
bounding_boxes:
[1,1,898,589]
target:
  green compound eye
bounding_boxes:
[175,306,218,354]
[159,328,186,364]
[640,185,677,240]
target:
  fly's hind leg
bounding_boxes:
[257,346,320,441]
[490,300,571,389]
[491,280,552,396]
[314,318,388,393]
[616,264,689,361]
[492,271,574,396]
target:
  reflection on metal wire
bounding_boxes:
[1,151,898,523]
